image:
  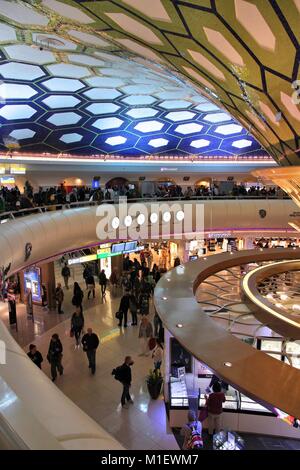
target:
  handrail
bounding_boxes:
[0,194,292,221]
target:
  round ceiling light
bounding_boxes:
[176,210,185,221]
[111,217,120,229]
[137,213,145,225]
[163,211,171,222]
[150,212,158,224]
[124,215,132,227]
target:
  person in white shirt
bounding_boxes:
[152,339,163,370]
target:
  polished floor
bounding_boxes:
[0,263,179,450]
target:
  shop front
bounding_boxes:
[164,329,300,439]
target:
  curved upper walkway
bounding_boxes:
[154,248,300,419]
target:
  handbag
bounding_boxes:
[115,311,122,320]
[70,328,74,338]
[199,406,208,422]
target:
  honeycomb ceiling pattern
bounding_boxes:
[0,0,295,159]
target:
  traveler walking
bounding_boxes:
[129,292,138,325]
[71,307,84,348]
[152,339,163,370]
[81,328,100,374]
[61,262,71,289]
[55,283,64,314]
[27,344,43,369]
[138,316,153,356]
[99,269,107,297]
[112,356,134,409]
[72,281,84,313]
[86,273,95,299]
[118,291,130,327]
[47,333,64,382]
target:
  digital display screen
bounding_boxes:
[24,267,42,303]
[92,177,101,189]
[125,241,137,252]
[111,243,125,253]
[0,175,15,185]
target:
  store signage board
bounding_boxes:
[69,245,144,265]
[208,232,232,238]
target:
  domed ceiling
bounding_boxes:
[1,0,297,161]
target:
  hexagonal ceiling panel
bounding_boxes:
[0,0,273,159]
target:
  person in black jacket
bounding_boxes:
[27,344,43,369]
[81,328,100,374]
[72,282,83,313]
[98,269,107,297]
[119,356,134,409]
[61,262,71,289]
[71,307,84,348]
[86,273,95,299]
[47,333,63,382]
[118,291,130,327]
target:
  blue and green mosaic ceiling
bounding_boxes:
[0,0,299,162]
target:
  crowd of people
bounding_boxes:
[0,180,288,212]
[26,254,165,410]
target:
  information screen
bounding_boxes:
[124,241,137,252]
[24,267,42,303]
[111,242,125,253]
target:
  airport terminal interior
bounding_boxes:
[1,0,300,453]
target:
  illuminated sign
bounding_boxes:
[0,175,15,185]
[207,232,232,239]
[10,166,26,175]
[69,243,144,265]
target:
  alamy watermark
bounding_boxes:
[96,200,204,241]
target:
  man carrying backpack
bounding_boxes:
[61,262,71,289]
[112,356,134,409]
[180,410,203,450]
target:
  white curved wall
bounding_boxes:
[0,199,296,276]
[0,199,297,449]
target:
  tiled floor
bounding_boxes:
[0,262,178,450]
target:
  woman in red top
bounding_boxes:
[206,381,225,436]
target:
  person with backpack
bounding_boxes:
[112,356,134,409]
[98,269,107,297]
[61,262,71,289]
[81,328,99,374]
[180,410,203,450]
[71,307,84,348]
